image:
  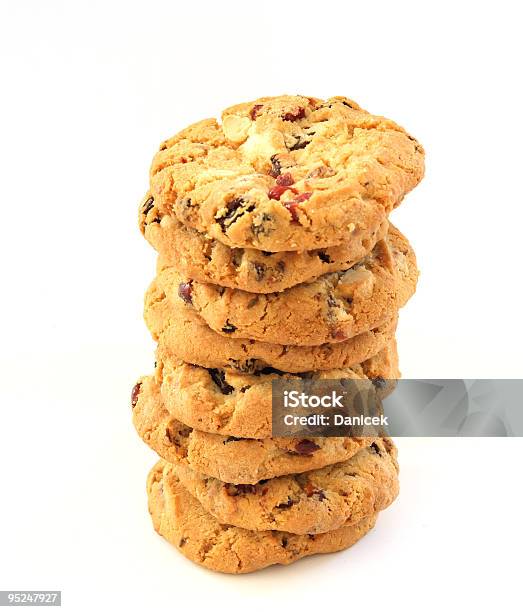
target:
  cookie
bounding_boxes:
[152,224,416,346]
[172,438,398,535]
[156,342,398,439]
[140,192,389,293]
[148,460,378,574]
[144,282,398,373]
[132,376,376,484]
[149,95,424,251]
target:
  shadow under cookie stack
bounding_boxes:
[132,95,424,574]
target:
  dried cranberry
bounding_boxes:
[275,172,294,187]
[284,201,300,222]
[250,104,263,120]
[178,282,192,304]
[293,192,312,203]
[131,382,142,408]
[268,184,290,200]
[283,192,312,222]
[294,439,320,455]
[283,107,305,122]
[331,329,347,341]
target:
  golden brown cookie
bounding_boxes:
[144,283,398,373]
[172,438,398,535]
[156,342,398,439]
[140,193,389,293]
[152,225,416,345]
[149,95,424,251]
[148,460,378,574]
[132,376,375,484]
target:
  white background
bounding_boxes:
[1,1,522,610]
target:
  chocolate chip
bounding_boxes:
[131,382,142,408]
[276,498,294,509]
[208,368,234,395]
[215,198,255,232]
[151,217,161,224]
[269,154,282,178]
[276,260,285,273]
[178,282,192,304]
[294,439,320,455]
[342,100,356,109]
[281,536,288,548]
[327,293,338,308]
[224,436,241,444]
[142,197,154,215]
[179,196,194,209]
[225,483,256,496]
[370,442,382,456]
[318,251,332,264]
[179,538,187,547]
[252,213,274,237]
[288,135,310,151]
[221,321,237,333]
[253,262,266,281]
[228,358,258,374]
[231,249,243,267]
[372,377,386,390]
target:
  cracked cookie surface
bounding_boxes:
[153,225,416,345]
[156,342,398,439]
[145,280,398,372]
[140,192,388,293]
[149,95,424,251]
[133,376,376,484]
[172,438,398,535]
[148,460,378,573]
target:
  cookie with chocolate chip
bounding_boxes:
[144,276,398,373]
[172,438,398,535]
[149,95,424,251]
[133,376,376,484]
[148,460,378,574]
[140,192,388,293]
[151,224,416,346]
[156,342,398,439]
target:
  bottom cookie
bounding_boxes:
[148,460,378,574]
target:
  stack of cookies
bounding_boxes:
[132,95,424,573]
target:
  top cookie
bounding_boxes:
[150,95,424,251]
